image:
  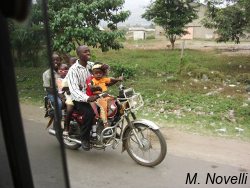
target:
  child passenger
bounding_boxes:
[89,63,123,128]
[61,56,77,136]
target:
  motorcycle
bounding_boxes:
[44,82,167,167]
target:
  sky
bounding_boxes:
[122,0,152,26]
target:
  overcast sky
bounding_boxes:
[124,0,151,9]
[122,0,152,26]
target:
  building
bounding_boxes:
[127,27,156,40]
[127,27,146,40]
[182,4,215,39]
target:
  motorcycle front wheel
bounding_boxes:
[125,123,167,167]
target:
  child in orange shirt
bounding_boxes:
[90,63,123,127]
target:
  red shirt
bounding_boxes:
[86,75,94,96]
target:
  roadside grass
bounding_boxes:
[15,67,45,105]
[15,47,250,141]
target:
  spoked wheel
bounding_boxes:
[125,123,167,167]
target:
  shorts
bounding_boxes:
[65,93,74,106]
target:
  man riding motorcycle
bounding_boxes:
[65,45,98,151]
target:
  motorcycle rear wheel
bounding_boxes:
[125,123,167,167]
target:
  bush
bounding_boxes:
[236,73,250,83]
[146,35,156,40]
[110,64,136,79]
[181,64,224,81]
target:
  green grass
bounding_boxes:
[15,67,45,104]
[15,47,250,141]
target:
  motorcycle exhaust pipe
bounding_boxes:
[48,128,56,135]
[65,137,81,144]
[48,128,81,144]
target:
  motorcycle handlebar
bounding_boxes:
[97,93,108,98]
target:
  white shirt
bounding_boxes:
[66,60,94,102]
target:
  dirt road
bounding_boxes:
[20,103,250,170]
[124,38,250,55]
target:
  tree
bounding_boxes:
[9,0,130,66]
[8,11,45,67]
[142,0,198,49]
[202,0,249,43]
[45,0,130,53]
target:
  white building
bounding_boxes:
[127,27,155,40]
[128,27,146,40]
